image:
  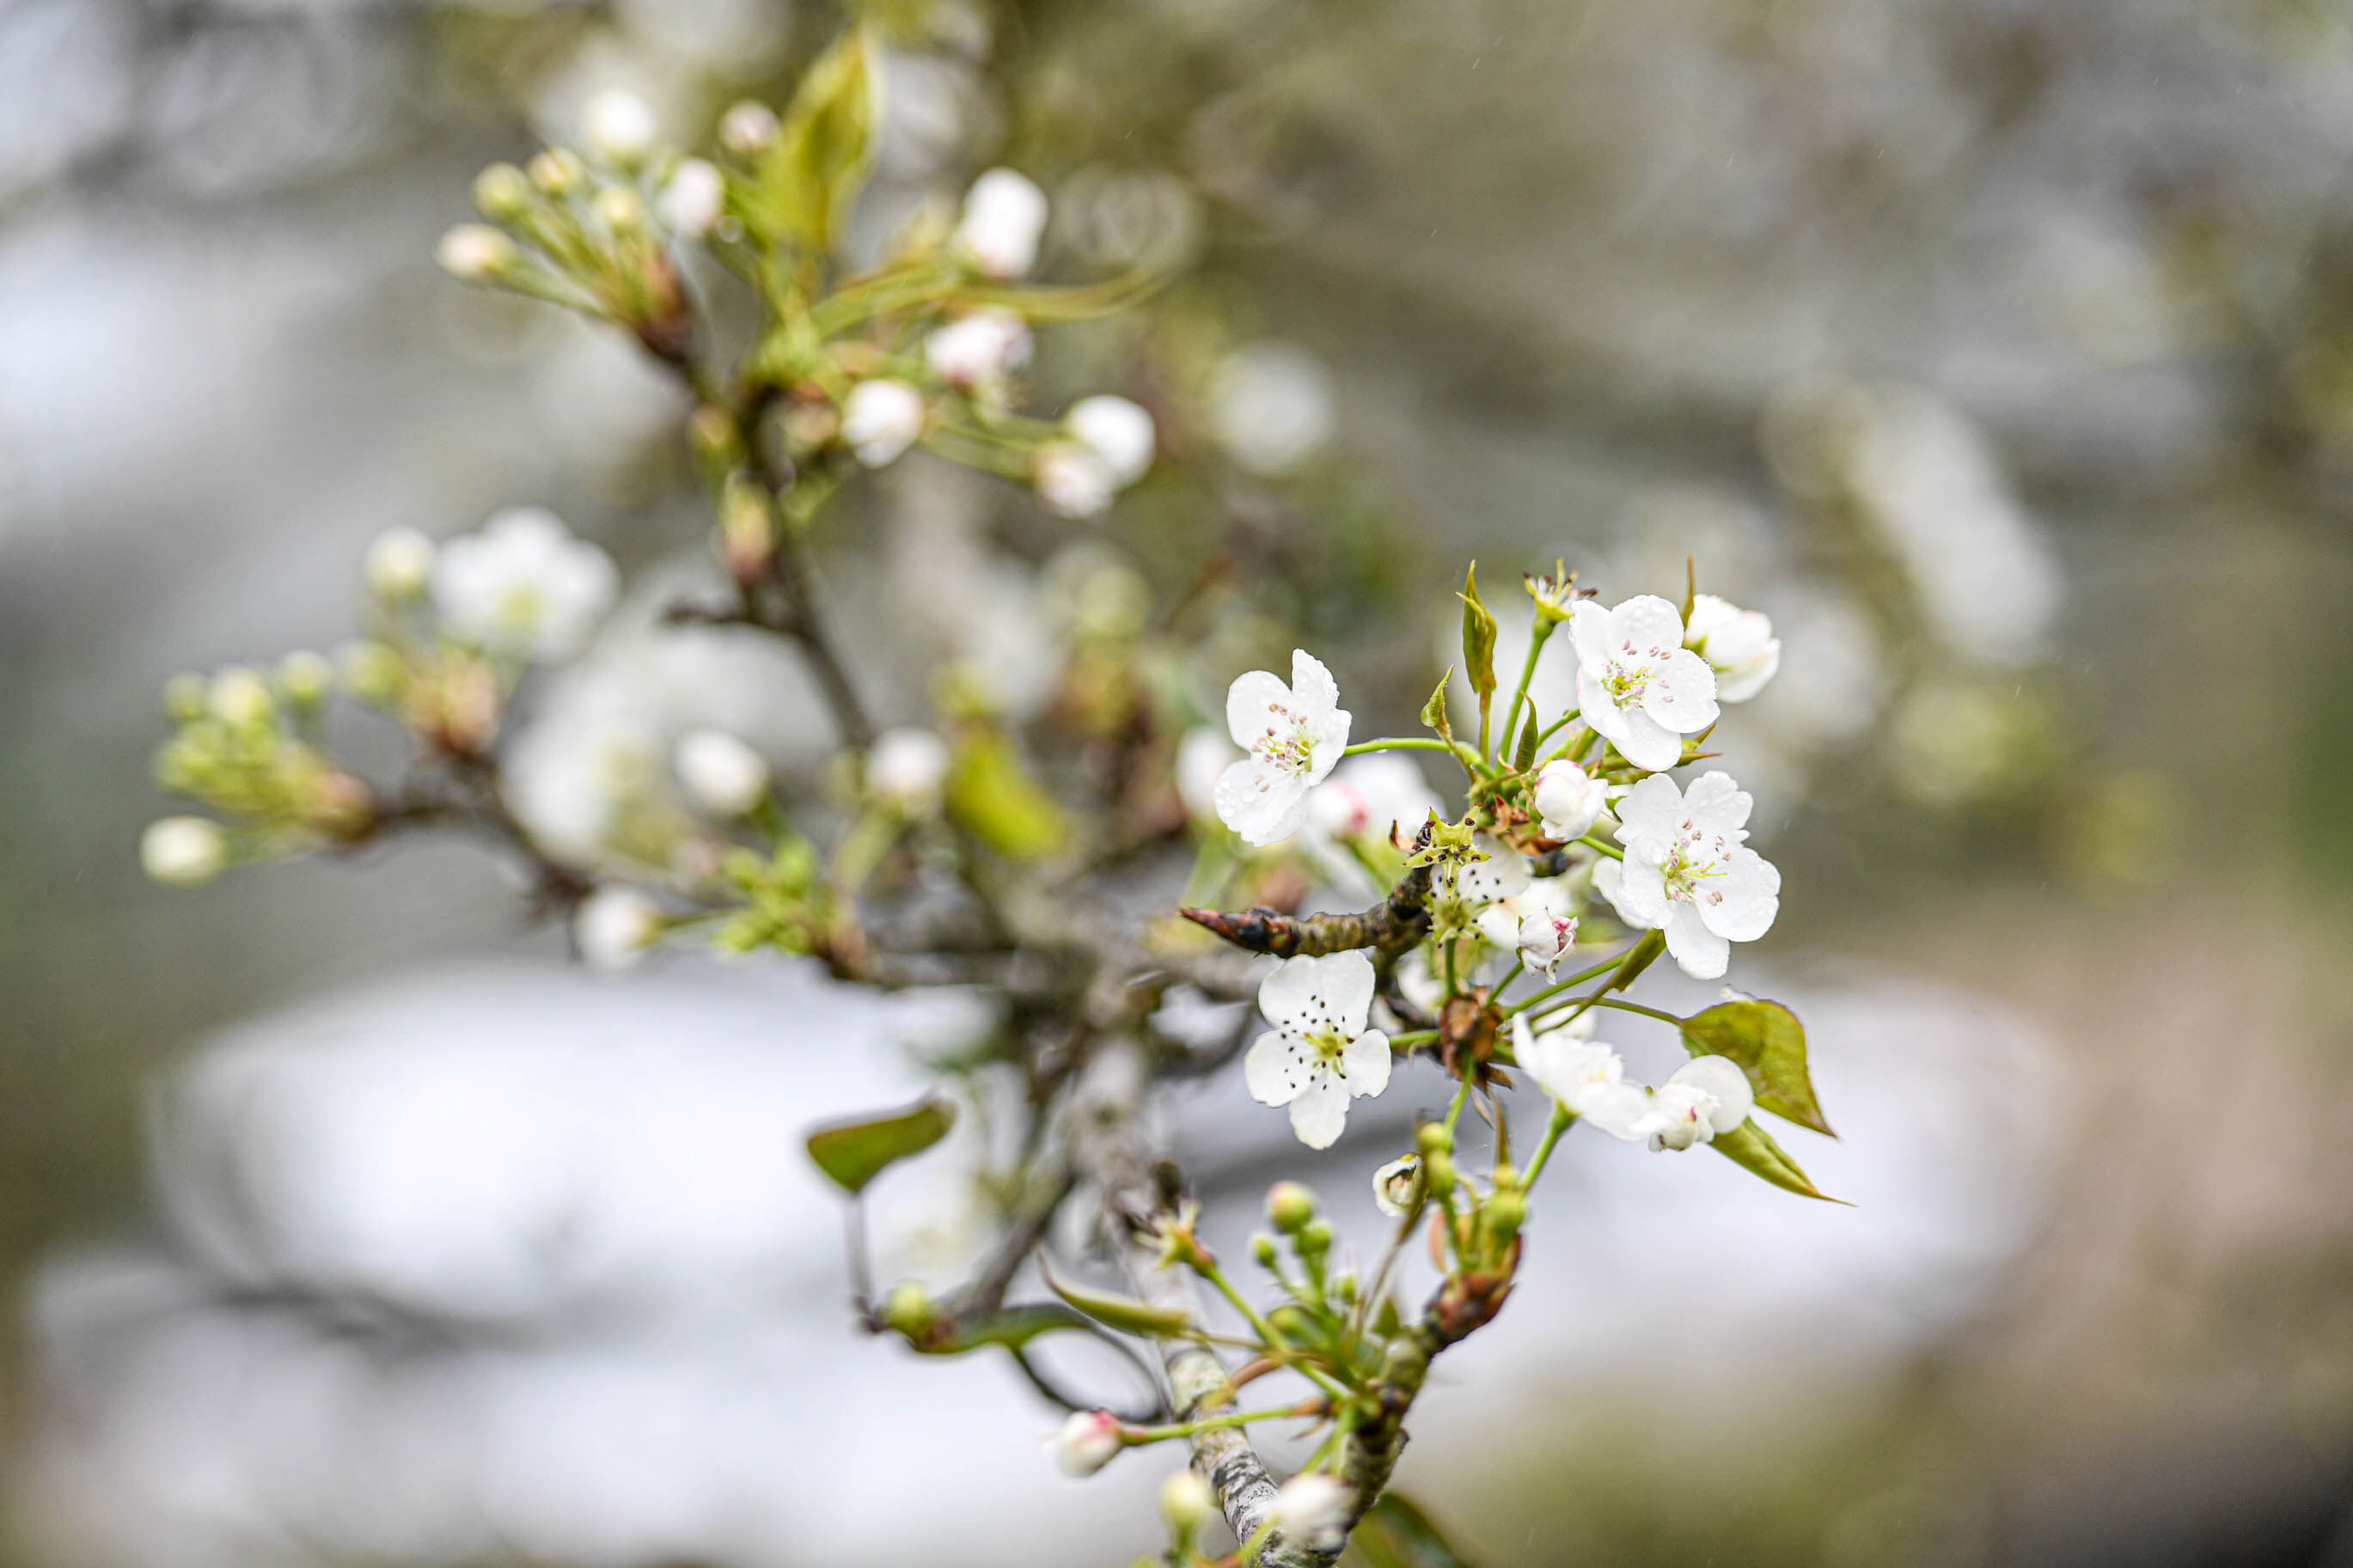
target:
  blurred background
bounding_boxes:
[4,0,2353,1564]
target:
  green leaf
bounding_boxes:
[1512,707,1540,772]
[1709,1118,1845,1204]
[1420,668,1453,742]
[1458,564,1498,703]
[926,1303,1091,1355]
[1042,1261,1195,1339]
[1678,998,1834,1136]
[749,25,877,253]
[804,1097,955,1194]
[945,728,1071,863]
[1348,1492,1479,1568]
[1679,553,1696,626]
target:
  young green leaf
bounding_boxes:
[1459,564,1498,704]
[1352,1492,1480,1568]
[1709,1118,1844,1203]
[750,25,877,254]
[805,1096,956,1194]
[1420,668,1454,742]
[1042,1260,1195,1339]
[1678,998,1833,1136]
[1679,553,1696,625]
[926,1303,1091,1355]
[945,727,1071,862]
[1512,705,1541,772]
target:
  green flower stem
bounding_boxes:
[1521,1104,1576,1188]
[1389,1028,1437,1052]
[1126,1404,1316,1445]
[1490,957,1526,999]
[1578,996,1684,1027]
[1198,1260,1350,1400]
[1578,832,1623,861]
[1342,735,1480,767]
[1501,951,1634,1017]
[1500,620,1555,763]
[1442,1073,1476,1135]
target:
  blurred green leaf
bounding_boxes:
[749,25,877,254]
[927,1303,1091,1355]
[1042,1261,1194,1338]
[946,728,1072,863]
[805,1097,955,1194]
[1348,1492,1478,1568]
[1459,564,1498,704]
[1709,1118,1843,1204]
[1678,998,1833,1136]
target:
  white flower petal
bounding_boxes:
[1611,705,1685,772]
[1679,771,1752,837]
[1244,1032,1305,1107]
[1287,1078,1351,1149]
[1639,648,1720,735]
[1313,949,1378,1031]
[1213,758,1310,845]
[1613,773,1687,846]
[1288,650,1342,722]
[1610,595,1686,654]
[1340,1028,1391,1098]
[1698,845,1781,943]
[1670,1054,1756,1132]
[1663,903,1730,979]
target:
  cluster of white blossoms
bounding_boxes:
[1201,587,1786,1149]
[429,507,620,662]
[1514,1013,1756,1151]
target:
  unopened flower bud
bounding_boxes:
[1415,1121,1453,1156]
[365,526,436,601]
[338,640,405,705]
[1422,1149,1458,1198]
[675,728,770,817]
[528,149,584,196]
[719,101,780,156]
[953,168,1048,279]
[141,817,229,888]
[436,224,515,283]
[1482,1188,1527,1245]
[1066,394,1156,487]
[1044,1409,1125,1478]
[1373,1153,1424,1218]
[657,157,724,239]
[1033,442,1116,519]
[472,162,533,222]
[208,668,274,729]
[162,672,208,723]
[867,728,949,812]
[575,885,663,970]
[593,185,645,233]
[1266,1181,1317,1234]
[841,379,926,467]
[882,1281,936,1338]
[1250,1233,1280,1268]
[581,88,658,168]
[1490,1162,1519,1193]
[1299,1218,1334,1255]
[277,651,332,708]
[1161,1470,1215,1534]
[1268,1473,1355,1552]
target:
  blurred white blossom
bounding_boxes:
[433,508,618,662]
[1213,343,1335,476]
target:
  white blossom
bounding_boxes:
[718,101,779,155]
[581,88,658,167]
[1531,757,1607,842]
[365,527,436,601]
[1451,833,1530,906]
[656,157,724,238]
[1567,595,1720,772]
[1684,593,1781,703]
[1160,1470,1215,1533]
[674,728,769,817]
[1244,950,1392,1150]
[1372,1153,1424,1217]
[1268,1473,1355,1552]
[575,886,663,970]
[436,224,514,282]
[1642,1055,1755,1151]
[1475,876,1579,977]
[1066,395,1156,486]
[841,380,926,467]
[208,668,274,729]
[1513,1016,1651,1138]
[954,168,1048,279]
[1175,727,1242,824]
[1044,1409,1124,1477]
[1610,771,1780,979]
[868,727,950,810]
[923,309,1032,387]
[1213,342,1335,476]
[1213,651,1352,845]
[1033,444,1115,518]
[432,507,618,662]
[141,817,228,888]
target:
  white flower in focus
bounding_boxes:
[954,168,1048,279]
[1244,949,1391,1150]
[1066,395,1156,487]
[581,88,658,167]
[1213,651,1352,845]
[1475,877,1579,978]
[1268,1473,1355,1552]
[674,728,769,817]
[1531,757,1607,842]
[718,101,779,155]
[576,886,663,970]
[365,527,436,601]
[923,309,1032,388]
[1567,595,1720,772]
[1372,1153,1424,1217]
[868,727,950,811]
[436,224,514,282]
[141,817,228,888]
[1033,445,1115,518]
[1213,343,1335,477]
[1642,1055,1754,1151]
[657,158,724,238]
[1610,771,1780,979]
[1451,833,1530,906]
[1044,1409,1125,1477]
[432,507,619,662]
[841,380,926,467]
[1684,594,1781,703]
[1176,727,1242,824]
[1513,1016,1652,1138]
[1305,754,1440,845]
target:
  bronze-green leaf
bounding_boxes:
[1351,1492,1479,1568]
[752,25,877,254]
[926,1303,1090,1355]
[1710,1118,1845,1204]
[1459,564,1498,703]
[804,1096,955,1195]
[1678,998,1833,1136]
[1042,1261,1194,1339]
